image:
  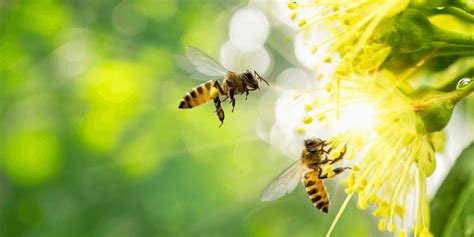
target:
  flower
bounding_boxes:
[288,0,408,71]
[266,69,436,236]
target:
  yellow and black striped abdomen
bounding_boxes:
[303,169,330,213]
[178,80,220,109]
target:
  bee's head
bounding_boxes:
[242,70,259,90]
[304,138,325,152]
[242,70,269,90]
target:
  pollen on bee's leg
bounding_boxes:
[323,165,332,174]
[210,87,219,99]
[327,171,336,178]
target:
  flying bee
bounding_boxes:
[261,138,350,213]
[176,46,269,127]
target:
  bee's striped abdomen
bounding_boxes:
[179,80,217,109]
[303,170,329,213]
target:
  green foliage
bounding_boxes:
[430,143,474,237]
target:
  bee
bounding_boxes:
[176,46,269,127]
[261,138,350,213]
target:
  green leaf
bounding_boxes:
[430,143,474,237]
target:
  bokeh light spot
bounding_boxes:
[3,130,60,186]
[229,8,270,51]
[112,2,147,36]
[137,0,177,20]
[119,134,162,178]
[78,61,151,151]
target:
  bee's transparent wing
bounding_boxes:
[175,54,221,81]
[185,46,228,77]
[261,160,307,201]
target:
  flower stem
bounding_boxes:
[432,26,474,46]
[442,6,474,23]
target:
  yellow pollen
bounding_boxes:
[399,231,406,237]
[323,57,332,63]
[327,171,336,178]
[325,83,334,92]
[388,223,396,232]
[304,104,313,111]
[345,187,354,194]
[357,197,368,209]
[295,128,305,134]
[378,220,386,231]
[318,114,326,121]
[330,151,341,159]
[322,165,333,176]
[298,19,307,27]
[287,2,298,10]
[339,146,346,153]
[343,19,350,25]
[368,194,377,204]
[310,45,318,54]
[352,165,360,172]
[291,11,297,20]
[372,209,381,217]
[303,116,313,124]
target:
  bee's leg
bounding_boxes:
[325,147,333,154]
[213,97,225,127]
[245,88,249,100]
[318,167,351,179]
[309,159,331,167]
[329,146,347,165]
[229,90,236,112]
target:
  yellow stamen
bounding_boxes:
[291,11,297,20]
[295,128,305,134]
[378,219,386,231]
[303,116,313,124]
[287,2,298,10]
[298,19,307,27]
[323,57,332,63]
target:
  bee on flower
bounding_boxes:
[256,1,473,237]
[264,69,447,236]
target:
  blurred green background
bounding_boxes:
[0,1,376,236]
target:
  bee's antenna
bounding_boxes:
[254,70,269,86]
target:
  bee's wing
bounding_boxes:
[184,46,228,77]
[261,160,308,201]
[175,54,221,81]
